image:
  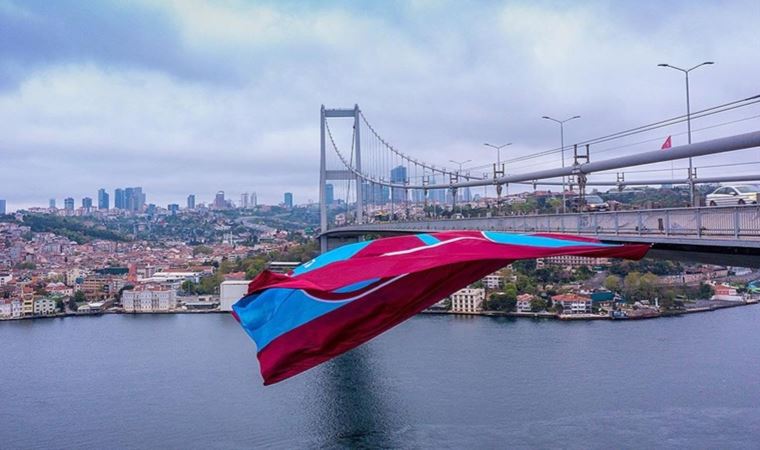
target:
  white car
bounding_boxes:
[706,185,760,206]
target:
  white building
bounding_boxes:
[122,285,177,312]
[0,272,12,286]
[450,288,485,313]
[220,280,250,312]
[552,294,592,314]
[516,293,534,313]
[33,298,57,315]
[483,273,503,290]
[0,299,21,318]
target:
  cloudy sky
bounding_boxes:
[1,0,759,210]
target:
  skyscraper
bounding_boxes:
[284,192,293,208]
[187,194,195,209]
[325,184,334,205]
[49,199,56,209]
[240,193,249,209]
[251,192,257,207]
[64,197,75,211]
[0,199,5,215]
[114,188,125,209]
[97,188,109,210]
[390,166,407,202]
[214,191,226,209]
[168,204,179,215]
[82,197,93,210]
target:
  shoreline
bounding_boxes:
[2,298,757,323]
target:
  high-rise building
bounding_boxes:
[325,184,334,205]
[114,188,125,209]
[240,193,249,209]
[390,166,408,203]
[187,194,195,209]
[97,188,109,210]
[284,192,293,208]
[82,197,93,210]
[124,187,145,211]
[251,192,257,207]
[64,197,74,211]
[168,204,179,215]
[214,191,226,209]
[0,199,5,215]
[49,199,56,209]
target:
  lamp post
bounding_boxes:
[658,61,714,206]
[484,143,512,213]
[483,142,512,169]
[542,115,580,213]
[449,159,471,214]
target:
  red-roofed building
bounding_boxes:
[552,293,592,314]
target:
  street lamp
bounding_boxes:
[542,115,580,213]
[658,61,714,206]
[449,159,472,173]
[449,159,471,215]
[483,142,512,169]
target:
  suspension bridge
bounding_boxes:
[318,96,760,266]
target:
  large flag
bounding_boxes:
[661,135,672,149]
[232,231,650,385]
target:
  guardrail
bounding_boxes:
[329,205,760,240]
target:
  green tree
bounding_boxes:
[489,284,518,312]
[530,298,548,312]
[698,283,714,299]
[603,275,622,292]
[73,290,87,303]
[192,245,213,256]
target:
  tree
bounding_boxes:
[699,283,714,299]
[180,280,197,294]
[603,275,622,292]
[530,298,548,312]
[192,245,213,256]
[73,290,87,303]
[489,285,518,312]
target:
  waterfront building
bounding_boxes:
[537,255,610,269]
[187,194,196,210]
[97,188,109,210]
[0,299,22,319]
[450,288,485,313]
[284,192,293,208]
[220,280,250,311]
[712,284,743,302]
[552,293,592,314]
[483,273,503,290]
[64,197,75,212]
[122,284,177,312]
[33,298,57,316]
[516,293,534,312]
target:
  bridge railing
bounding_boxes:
[331,205,760,240]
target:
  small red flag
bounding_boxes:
[661,135,672,150]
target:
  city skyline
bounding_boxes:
[1,1,758,211]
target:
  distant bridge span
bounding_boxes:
[320,205,760,268]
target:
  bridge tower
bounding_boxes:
[320,104,363,252]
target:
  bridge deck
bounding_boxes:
[321,205,760,267]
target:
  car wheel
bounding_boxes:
[738,199,746,205]
[709,201,717,206]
